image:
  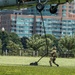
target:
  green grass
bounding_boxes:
[0,65,75,75]
[0,56,75,75]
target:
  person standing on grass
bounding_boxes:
[49,46,59,67]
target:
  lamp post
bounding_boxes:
[1,27,5,55]
[2,27,5,32]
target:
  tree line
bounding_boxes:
[0,30,75,57]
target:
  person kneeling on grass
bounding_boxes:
[49,47,59,67]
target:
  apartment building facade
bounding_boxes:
[0,2,75,38]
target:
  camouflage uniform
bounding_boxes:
[49,47,59,67]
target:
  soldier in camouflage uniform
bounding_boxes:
[49,47,59,67]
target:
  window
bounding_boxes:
[62,5,66,9]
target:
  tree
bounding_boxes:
[58,36,75,57]
[26,34,53,56]
[41,34,57,46]
[0,31,9,55]
[0,31,24,56]
[38,38,53,56]
[9,32,21,45]
[0,39,2,54]
[7,41,22,55]
[21,36,29,49]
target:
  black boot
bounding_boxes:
[56,64,59,67]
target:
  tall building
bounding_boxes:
[0,1,75,38]
[0,14,61,38]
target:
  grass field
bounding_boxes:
[0,56,75,75]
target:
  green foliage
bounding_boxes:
[0,0,73,10]
[0,29,75,57]
[6,41,20,55]
[0,31,9,44]
[6,40,23,56]
[26,35,45,51]
[0,31,23,55]
[0,39,2,49]
[9,32,21,45]
[42,34,57,46]
[49,0,73,3]
[0,39,2,54]
[58,36,75,55]
[21,37,28,49]
[26,34,53,56]
[0,31,9,55]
